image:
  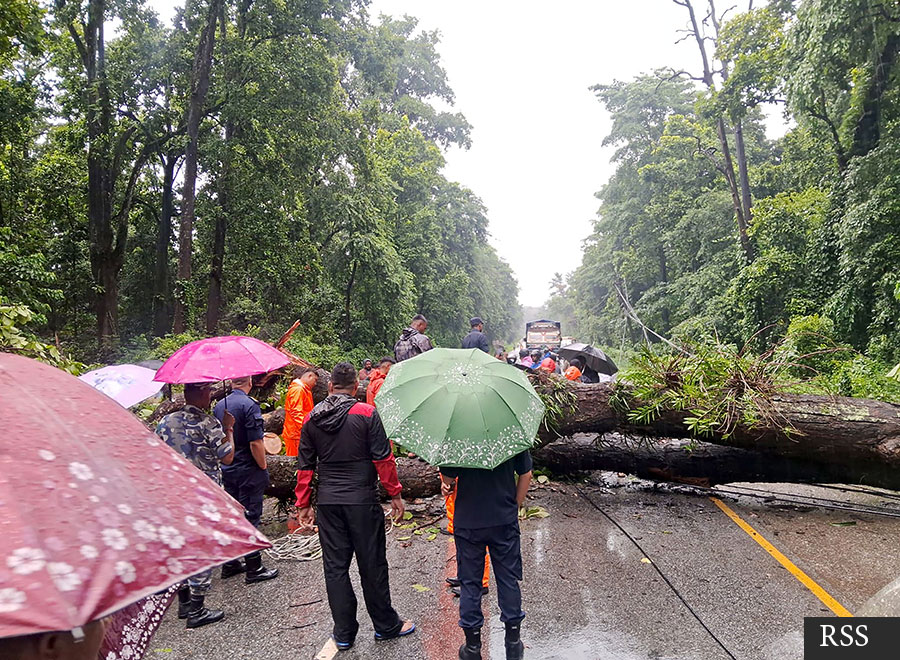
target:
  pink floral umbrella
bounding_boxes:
[153,336,290,384]
[0,353,271,640]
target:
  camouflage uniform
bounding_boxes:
[156,405,228,486]
[156,405,230,595]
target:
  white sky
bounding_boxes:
[149,0,775,304]
[371,1,708,304]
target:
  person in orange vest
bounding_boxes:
[366,356,395,405]
[444,483,490,598]
[283,367,318,457]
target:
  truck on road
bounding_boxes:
[525,319,562,350]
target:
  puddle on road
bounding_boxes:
[486,621,664,660]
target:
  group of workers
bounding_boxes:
[154,313,531,660]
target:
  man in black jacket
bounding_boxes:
[295,362,415,650]
[461,317,490,353]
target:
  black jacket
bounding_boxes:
[461,329,490,353]
[296,394,399,505]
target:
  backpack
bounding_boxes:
[394,330,423,362]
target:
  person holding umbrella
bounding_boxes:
[156,382,235,628]
[0,353,272,660]
[375,348,544,660]
[214,376,279,584]
[154,335,291,585]
[441,454,532,660]
[0,618,109,660]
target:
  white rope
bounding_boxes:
[264,530,322,562]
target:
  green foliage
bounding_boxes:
[615,342,799,438]
[549,0,900,384]
[284,334,381,372]
[0,0,520,364]
[0,301,83,373]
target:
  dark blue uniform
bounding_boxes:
[214,389,267,528]
[461,329,490,353]
[441,451,532,630]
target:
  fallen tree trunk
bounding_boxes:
[261,382,900,491]
[264,431,900,501]
[533,434,876,488]
[265,455,439,501]
[546,383,900,489]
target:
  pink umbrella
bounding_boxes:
[0,353,271,639]
[78,364,163,408]
[153,336,290,384]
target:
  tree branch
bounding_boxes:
[65,21,90,70]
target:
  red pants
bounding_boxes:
[445,491,490,588]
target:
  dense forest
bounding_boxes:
[547,0,900,398]
[0,0,519,366]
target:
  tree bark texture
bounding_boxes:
[153,151,177,336]
[173,0,222,333]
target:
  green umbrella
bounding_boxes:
[375,348,545,469]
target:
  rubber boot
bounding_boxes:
[220,559,245,579]
[177,585,192,619]
[458,627,482,660]
[244,551,279,584]
[185,596,225,629]
[505,620,524,660]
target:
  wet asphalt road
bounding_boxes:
[150,480,900,660]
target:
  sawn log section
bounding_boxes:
[262,382,900,499]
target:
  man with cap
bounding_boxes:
[214,376,279,584]
[461,317,489,353]
[156,382,234,628]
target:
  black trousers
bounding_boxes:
[455,523,525,629]
[223,466,269,528]
[317,503,402,642]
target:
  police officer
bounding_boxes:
[214,375,279,584]
[441,451,533,660]
[461,317,490,353]
[156,382,235,628]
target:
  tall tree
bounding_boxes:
[172,0,223,333]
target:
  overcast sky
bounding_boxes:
[365,1,708,304]
[149,0,757,304]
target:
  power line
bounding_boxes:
[575,484,739,660]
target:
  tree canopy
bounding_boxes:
[0,0,519,364]
[554,0,900,388]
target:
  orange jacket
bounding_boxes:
[283,379,314,457]
[366,370,386,406]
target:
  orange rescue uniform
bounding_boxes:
[283,379,314,457]
[445,490,490,589]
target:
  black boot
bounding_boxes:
[244,551,279,584]
[185,596,225,629]
[451,585,489,597]
[177,585,192,619]
[505,620,524,660]
[220,560,245,579]
[458,627,482,660]
[446,576,461,587]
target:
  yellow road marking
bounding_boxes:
[314,637,338,660]
[710,497,853,618]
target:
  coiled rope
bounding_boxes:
[265,530,323,561]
